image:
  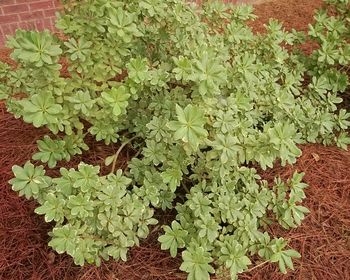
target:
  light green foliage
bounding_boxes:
[168,104,208,150]
[7,30,62,67]
[33,134,89,168]
[9,161,51,201]
[19,93,62,128]
[180,246,215,280]
[22,163,156,266]
[2,0,349,279]
[217,237,252,279]
[101,86,130,117]
[269,238,301,274]
[158,221,188,257]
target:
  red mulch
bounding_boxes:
[1,0,350,279]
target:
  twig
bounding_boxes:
[245,260,269,273]
[110,136,138,174]
[181,181,190,193]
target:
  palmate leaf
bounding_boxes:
[35,193,65,223]
[168,104,208,150]
[19,93,62,128]
[179,246,215,280]
[173,56,192,81]
[267,122,302,165]
[218,238,252,280]
[64,38,92,62]
[48,225,78,255]
[63,132,89,160]
[189,51,227,96]
[146,116,169,142]
[281,204,310,228]
[68,90,95,116]
[270,249,301,274]
[7,30,62,66]
[101,86,130,117]
[71,163,100,192]
[142,140,167,165]
[72,238,102,266]
[126,57,149,83]
[32,136,67,168]
[9,161,51,200]
[158,221,188,257]
[336,132,350,150]
[269,238,301,274]
[108,7,142,43]
[186,191,212,218]
[289,172,307,203]
[104,238,133,262]
[209,134,242,164]
[161,167,183,192]
[67,193,94,218]
[195,214,221,243]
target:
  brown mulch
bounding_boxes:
[1,0,350,279]
[241,145,350,280]
[250,0,323,33]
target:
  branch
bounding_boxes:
[110,135,138,174]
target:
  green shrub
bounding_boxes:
[1,0,349,279]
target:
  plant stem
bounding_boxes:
[110,135,138,174]
[246,260,269,273]
[181,181,190,193]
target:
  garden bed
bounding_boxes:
[1,0,349,279]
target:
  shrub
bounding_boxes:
[1,0,349,279]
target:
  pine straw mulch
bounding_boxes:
[1,0,350,279]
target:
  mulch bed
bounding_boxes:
[1,0,350,279]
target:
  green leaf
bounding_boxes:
[126,57,149,83]
[168,104,208,149]
[71,163,100,192]
[189,51,227,96]
[158,221,188,257]
[105,155,115,166]
[19,93,62,128]
[101,86,130,117]
[269,238,301,274]
[32,136,67,168]
[48,225,78,255]
[336,132,350,150]
[67,193,94,218]
[209,134,242,164]
[9,161,51,200]
[64,37,92,62]
[35,193,65,223]
[179,246,214,280]
[218,237,251,280]
[67,90,95,116]
[2,0,346,275]
[161,168,183,192]
[195,215,221,243]
[7,30,62,66]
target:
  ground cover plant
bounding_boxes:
[0,0,349,279]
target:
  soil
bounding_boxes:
[1,0,350,280]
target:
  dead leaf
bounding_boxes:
[312,153,320,162]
